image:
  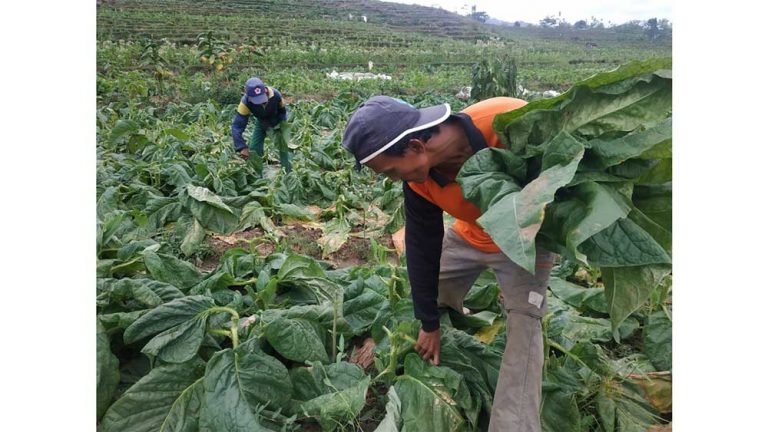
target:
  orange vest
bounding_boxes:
[407,97,528,253]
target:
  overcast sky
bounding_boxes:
[382,0,671,25]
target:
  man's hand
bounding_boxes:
[415,328,441,365]
[239,148,250,160]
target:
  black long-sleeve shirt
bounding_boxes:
[404,182,444,332]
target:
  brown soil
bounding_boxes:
[198,228,274,272]
[198,224,398,272]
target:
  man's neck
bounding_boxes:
[432,122,473,174]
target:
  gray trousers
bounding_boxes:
[437,227,554,432]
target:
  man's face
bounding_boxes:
[364,143,431,184]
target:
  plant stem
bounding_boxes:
[109,256,143,273]
[206,306,240,348]
[331,302,338,361]
[207,329,231,337]
[230,277,260,286]
[548,340,591,370]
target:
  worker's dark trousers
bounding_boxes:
[249,121,293,174]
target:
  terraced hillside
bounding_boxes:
[97,0,668,46]
[97,0,502,43]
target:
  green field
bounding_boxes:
[97,1,672,430]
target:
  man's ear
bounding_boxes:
[406,138,426,154]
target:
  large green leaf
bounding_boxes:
[632,183,671,232]
[342,288,387,336]
[289,361,365,402]
[456,147,525,212]
[606,381,660,432]
[296,374,370,430]
[97,186,120,221]
[97,318,120,421]
[585,118,672,169]
[199,349,272,432]
[143,251,203,290]
[277,253,326,280]
[163,127,192,141]
[548,276,608,314]
[163,163,193,188]
[186,185,238,234]
[101,360,206,432]
[603,265,671,338]
[394,353,472,432]
[187,185,233,212]
[449,310,498,330]
[541,391,581,432]
[439,328,501,422]
[234,345,293,411]
[543,181,631,265]
[97,212,127,252]
[124,295,214,344]
[628,206,672,254]
[98,310,148,331]
[643,310,672,371]
[595,389,617,432]
[145,196,184,232]
[474,132,584,274]
[462,276,500,310]
[265,316,328,363]
[277,254,343,304]
[140,316,209,363]
[493,58,671,153]
[579,218,671,267]
[110,119,140,145]
[97,278,185,311]
[371,299,415,343]
[236,201,280,236]
[189,271,236,296]
[116,240,160,261]
[261,302,350,353]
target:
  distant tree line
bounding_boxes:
[464,4,671,40]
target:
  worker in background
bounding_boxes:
[231,77,292,174]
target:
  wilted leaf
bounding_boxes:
[186,185,238,233]
[199,349,272,432]
[373,386,402,432]
[101,359,206,432]
[643,310,672,371]
[394,353,473,432]
[143,251,203,290]
[628,372,672,413]
[97,319,120,421]
[603,265,671,338]
[124,296,215,344]
[265,316,328,363]
[181,218,206,256]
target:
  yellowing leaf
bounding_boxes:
[474,318,504,344]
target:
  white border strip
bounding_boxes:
[359,103,451,164]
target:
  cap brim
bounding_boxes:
[415,103,451,130]
[358,103,451,164]
[248,94,268,104]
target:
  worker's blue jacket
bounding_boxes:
[231,87,288,151]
